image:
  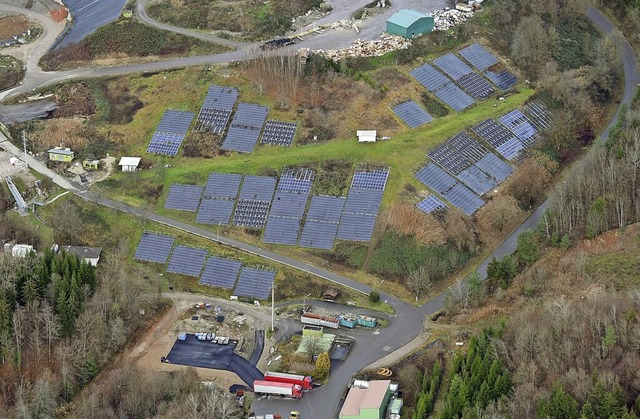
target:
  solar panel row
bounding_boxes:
[522,100,553,130]
[196,198,235,225]
[261,120,298,147]
[167,245,208,277]
[392,100,433,128]
[416,195,447,214]
[351,168,389,191]
[433,53,474,81]
[458,43,498,71]
[234,267,276,300]
[442,183,485,215]
[298,195,345,250]
[204,173,242,199]
[165,184,204,211]
[156,110,195,134]
[336,188,384,242]
[499,109,538,145]
[200,256,242,289]
[434,83,476,112]
[457,72,496,100]
[222,103,269,153]
[134,232,176,263]
[146,132,186,156]
[484,69,517,90]
[410,63,450,92]
[277,168,315,194]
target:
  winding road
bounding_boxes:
[0,1,638,417]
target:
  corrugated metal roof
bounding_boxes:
[387,9,429,28]
[118,156,141,166]
[48,148,74,156]
[340,380,390,416]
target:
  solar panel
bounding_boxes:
[203,173,242,199]
[415,163,458,194]
[200,256,241,289]
[234,267,275,300]
[448,131,489,164]
[496,137,525,161]
[458,43,499,71]
[277,168,315,194]
[165,184,204,211]
[222,103,268,153]
[166,245,208,277]
[433,53,474,81]
[457,72,496,100]
[134,232,175,263]
[196,198,235,225]
[442,183,485,215]
[428,142,470,175]
[484,69,517,90]
[410,63,450,92]
[417,195,447,214]
[522,100,553,130]
[351,168,389,191]
[336,213,377,242]
[342,189,384,215]
[146,132,186,156]
[239,176,277,201]
[196,108,232,134]
[434,83,475,112]
[202,85,239,111]
[304,196,345,222]
[298,221,340,249]
[233,200,271,228]
[261,120,298,147]
[499,109,538,145]
[471,118,518,148]
[456,165,498,196]
[263,217,303,245]
[156,110,195,134]
[268,192,308,218]
[392,100,433,128]
[475,153,513,182]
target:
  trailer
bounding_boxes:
[339,314,357,328]
[357,315,377,328]
[253,380,303,398]
[264,371,313,390]
[301,313,339,329]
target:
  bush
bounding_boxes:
[369,290,380,303]
[420,92,449,117]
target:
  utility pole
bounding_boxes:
[271,283,275,333]
[22,131,28,170]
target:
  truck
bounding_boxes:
[253,380,304,398]
[300,313,339,329]
[264,371,313,390]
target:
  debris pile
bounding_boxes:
[315,34,410,61]
[428,9,475,31]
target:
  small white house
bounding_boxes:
[357,130,377,143]
[118,157,141,172]
[63,245,102,266]
[11,244,34,258]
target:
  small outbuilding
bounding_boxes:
[63,245,102,266]
[339,380,393,419]
[48,147,75,162]
[357,130,377,143]
[118,157,141,172]
[386,10,434,39]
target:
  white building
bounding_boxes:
[11,244,34,258]
[63,246,102,266]
[118,157,141,172]
[357,130,377,143]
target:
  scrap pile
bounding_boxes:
[429,9,475,31]
[316,34,410,61]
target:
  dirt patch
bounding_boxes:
[0,15,30,39]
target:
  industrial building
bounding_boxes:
[339,380,394,419]
[386,10,434,39]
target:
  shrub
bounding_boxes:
[369,290,380,303]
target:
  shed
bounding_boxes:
[11,244,34,258]
[63,245,102,266]
[339,380,392,419]
[357,130,377,143]
[48,147,74,162]
[118,157,141,172]
[386,10,434,39]
[83,159,100,170]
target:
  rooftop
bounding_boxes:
[387,9,430,27]
[340,380,391,416]
[118,156,142,166]
[48,148,74,155]
[64,245,102,260]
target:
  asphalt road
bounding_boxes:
[58,0,127,48]
[0,3,638,418]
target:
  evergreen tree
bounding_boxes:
[517,230,539,266]
[538,382,579,419]
[580,400,596,419]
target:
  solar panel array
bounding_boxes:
[417,195,447,214]
[443,183,485,216]
[203,173,242,199]
[134,232,176,263]
[499,109,538,146]
[200,256,242,289]
[222,103,268,153]
[457,72,496,100]
[336,189,384,241]
[233,176,276,228]
[496,137,526,161]
[147,110,195,156]
[197,85,239,133]
[263,192,309,245]
[166,245,208,277]
[475,153,514,182]
[411,63,450,92]
[415,163,457,194]
[165,184,204,211]
[392,100,433,128]
[522,100,553,130]
[484,70,517,90]
[277,168,315,194]
[351,168,389,191]
[261,120,298,147]
[458,43,498,71]
[428,131,488,175]
[234,267,276,300]
[434,83,476,112]
[197,173,242,225]
[456,165,498,196]
[471,118,518,148]
[433,53,474,81]
[299,196,345,249]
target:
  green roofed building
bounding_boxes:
[386,10,434,39]
[339,380,392,419]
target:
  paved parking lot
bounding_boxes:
[166,334,264,387]
[58,0,127,47]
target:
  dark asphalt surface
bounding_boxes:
[0,101,58,123]
[58,0,127,47]
[250,330,265,366]
[167,334,263,387]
